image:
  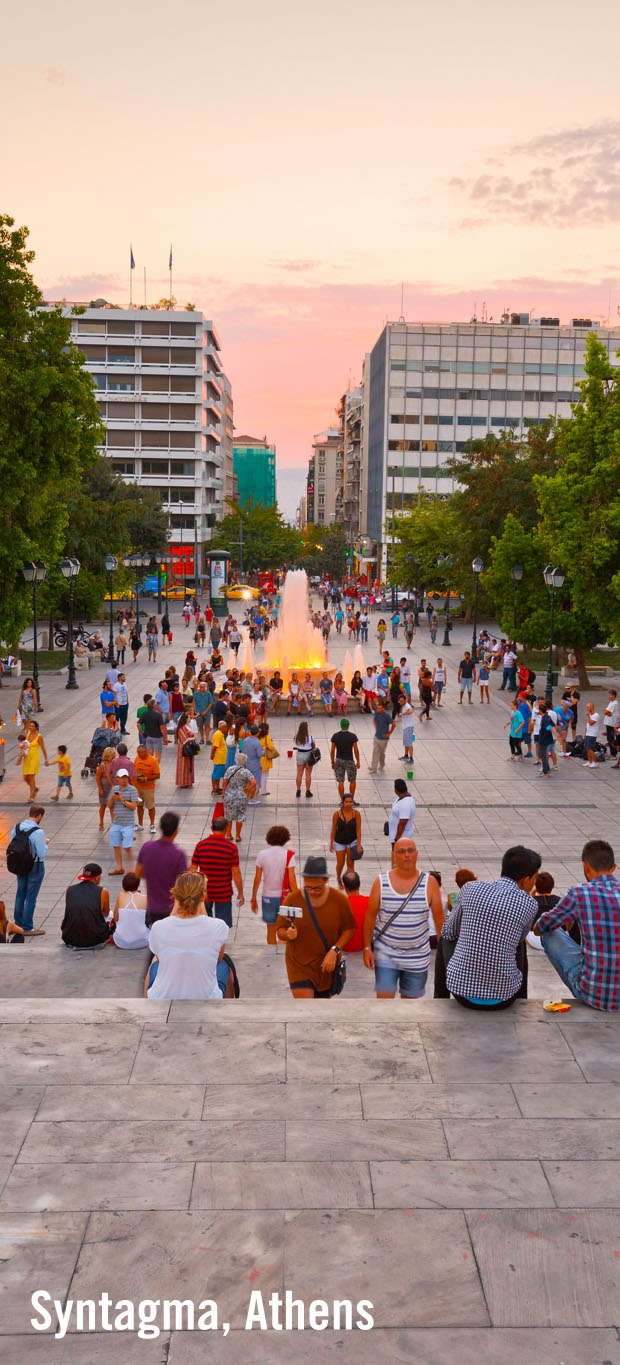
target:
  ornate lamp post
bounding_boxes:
[437,553,453,647]
[543,564,566,704]
[471,557,484,661]
[411,555,420,627]
[509,563,524,639]
[104,555,118,665]
[60,557,81,690]
[155,552,166,615]
[21,560,47,711]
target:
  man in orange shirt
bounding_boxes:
[134,744,160,836]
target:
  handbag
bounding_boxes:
[350,845,364,862]
[182,739,200,757]
[304,892,347,996]
[372,873,424,948]
[307,740,321,767]
[383,820,390,836]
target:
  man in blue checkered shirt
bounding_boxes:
[535,840,620,1011]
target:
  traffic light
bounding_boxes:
[344,547,351,558]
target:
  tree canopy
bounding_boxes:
[212,500,300,574]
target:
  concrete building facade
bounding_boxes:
[306,428,339,527]
[366,316,620,575]
[56,304,228,590]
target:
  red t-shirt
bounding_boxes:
[192,834,239,901]
[343,893,368,953]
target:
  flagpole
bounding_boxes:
[144,267,147,308]
[169,244,173,310]
[129,263,132,308]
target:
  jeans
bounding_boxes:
[540,927,586,1002]
[500,667,512,690]
[392,624,398,638]
[539,740,553,774]
[14,862,45,933]
[361,625,368,642]
[116,649,125,664]
[206,899,233,928]
[116,703,129,733]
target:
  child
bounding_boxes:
[51,744,74,800]
[478,659,490,704]
[505,700,524,760]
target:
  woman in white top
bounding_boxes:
[113,872,149,950]
[145,871,232,999]
[251,825,298,943]
[287,673,301,714]
[399,695,415,762]
[294,721,315,798]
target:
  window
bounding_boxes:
[170,404,196,422]
[171,375,196,393]
[389,414,419,424]
[143,347,169,364]
[142,431,169,447]
[141,403,168,422]
[171,322,197,337]
[111,460,136,475]
[167,487,194,503]
[142,322,170,336]
[388,439,419,451]
[141,459,168,475]
[491,417,515,427]
[170,349,197,366]
[106,431,135,448]
[107,321,134,335]
[108,378,135,392]
[93,375,106,390]
[108,402,135,419]
[108,350,135,364]
[170,433,196,449]
[80,345,106,360]
[169,515,195,530]
[170,460,195,477]
[142,375,168,392]
[78,321,106,335]
[457,416,487,425]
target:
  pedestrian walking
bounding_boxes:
[429,612,438,643]
[134,743,160,835]
[330,794,363,886]
[506,698,525,760]
[190,814,244,925]
[257,721,278,795]
[294,720,315,798]
[113,673,129,734]
[136,811,188,925]
[478,658,490,703]
[108,769,141,874]
[584,702,601,768]
[130,626,142,662]
[146,619,158,662]
[457,652,476,704]
[369,699,396,773]
[175,710,197,788]
[242,725,264,800]
[50,744,73,801]
[419,670,433,721]
[276,853,355,998]
[362,838,444,999]
[7,804,47,936]
[330,717,360,800]
[115,630,127,665]
[222,753,257,841]
[17,677,38,725]
[96,746,116,831]
[18,719,48,801]
[211,721,228,794]
[605,690,619,760]
[432,659,447,706]
[141,698,169,757]
[377,618,387,649]
[399,695,415,762]
[251,825,297,944]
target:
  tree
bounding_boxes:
[535,334,620,683]
[149,297,177,310]
[0,215,104,646]
[300,525,349,579]
[212,501,299,574]
[391,495,464,598]
[445,425,560,563]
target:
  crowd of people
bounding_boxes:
[3,578,620,1013]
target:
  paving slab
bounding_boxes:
[130,1023,286,1085]
[370,1159,555,1208]
[514,1082,620,1118]
[0,1161,194,1212]
[202,1082,363,1121]
[543,1160,620,1207]
[445,1118,620,1160]
[0,1212,88,1335]
[285,1119,446,1161]
[285,1020,431,1082]
[466,1207,620,1325]
[191,1161,373,1210]
[0,1025,142,1085]
[18,1120,285,1165]
[36,1084,206,1121]
[3,1340,170,1364]
[360,1081,520,1119]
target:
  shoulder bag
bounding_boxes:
[304,891,347,996]
[306,737,321,767]
[372,872,424,948]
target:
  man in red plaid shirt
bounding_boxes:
[535,839,620,1011]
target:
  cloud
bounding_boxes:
[270,259,320,273]
[450,120,620,227]
[43,66,71,85]
[44,273,121,299]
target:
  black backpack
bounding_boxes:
[6,823,36,877]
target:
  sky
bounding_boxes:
[3,0,620,518]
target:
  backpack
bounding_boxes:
[6,823,36,877]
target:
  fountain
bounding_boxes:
[263,569,334,684]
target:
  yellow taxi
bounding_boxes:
[223,583,260,600]
[167,587,196,601]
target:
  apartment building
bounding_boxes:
[335,386,364,542]
[366,316,620,575]
[306,428,340,526]
[233,436,276,507]
[220,372,236,506]
[53,305,228,589]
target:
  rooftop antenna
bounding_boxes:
[399,283,405,323]
[472,299,477,321]
[482,300,487,322]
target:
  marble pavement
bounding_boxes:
[1,601,620,1360]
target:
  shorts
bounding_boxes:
[296,754,312,767]
[433,681,444,694]
[261,895,281,924]
[460,678,473,692]
[146,738,163,755]
[402,727,414,746]
[58,775,72,788]
[148,958,230,994]
[334,757,357,783]
[373,955,428,999]
[196,713,211,730]
[109,824,135,849]
[334,839,357,854]
[289,980,331,998]
[140,787,155,811]
[212,763,226,780]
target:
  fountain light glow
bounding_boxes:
[263,569,331,682]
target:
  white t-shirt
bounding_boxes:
[256,846,296,898]
[362,674,376,695]
[503,650,517,668]
[388,794,416,842]
[400,664,411,685]
[604,700,619,728]
[586,712,600,738]
[400,701,414,734]
[147,915,228,999]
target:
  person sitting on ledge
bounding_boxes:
[534,839,620,1010]
[434,845,541,1009]
[145,870,235,999]
[61,863,111,950]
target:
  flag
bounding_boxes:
[130,246,135,270]
[168,245,173,271]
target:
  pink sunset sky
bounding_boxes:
[3,0,620,515]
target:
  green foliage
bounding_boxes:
[0,215,104,645]
[300,526,349,579]
[445,425,560,562]
[212,500,300,573]
[391,495,464,595]
[535,334,620,646]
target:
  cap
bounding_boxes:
[77,862,102,881]
[116,768,129,778]
[303,854,328,879]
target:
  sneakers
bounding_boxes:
[306,790,314,798]
[149,825,156,835]
[67,791,74,799]
[296,790,301,798]
[51,795,59,802]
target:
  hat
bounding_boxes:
[339,717,350,730]
[303,854,328,879]
[78,862,102,881]
[116,768,129,778]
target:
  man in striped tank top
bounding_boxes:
[362,840,445,998]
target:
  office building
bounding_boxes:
[233,436,276,507]
[306,428,339,526]
[48,304,228,590]
[366,316,620,575]
[220,373,236,506]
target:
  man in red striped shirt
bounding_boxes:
[190,816,244,927]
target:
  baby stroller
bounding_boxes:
[81,725,121,779]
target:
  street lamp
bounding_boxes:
[123,552,148,635]
[509,563,524,639]
[104,555,118,664]
[471,557,484,661]
[21,560,47,711]
[542,564,565,703]
[437,553,453,646]
[155,552,166,614]
[60,557,81,690]
[411,555,420,627]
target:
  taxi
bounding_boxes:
[223,583,260,600]
[167,587,196,601]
